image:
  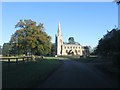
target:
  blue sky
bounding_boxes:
[2,2,118,48]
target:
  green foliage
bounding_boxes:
[10,19,52,56]
[2,43,11,56]
[68,37,80,45]
[96,28,120,56]
[68,37,75,44]
[96,28,120,66]
[0,45,2,55]
[51,43,56,56]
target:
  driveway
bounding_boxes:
[38,59,119,88]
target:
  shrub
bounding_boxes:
[112,53,120,68]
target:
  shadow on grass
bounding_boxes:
[71,56,120,82]
[72,56,112,63]
[2,58,63,88]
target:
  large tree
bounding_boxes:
[96,28,120,56]
[10,19,52,56]
[96,28,120,66]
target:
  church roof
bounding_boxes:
[63,42,81,45]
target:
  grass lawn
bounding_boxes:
[2,57,63,88]
[43,56,61,60]
[58,55,80,59]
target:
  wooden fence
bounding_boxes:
[0,56,32,64]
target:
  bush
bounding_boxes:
[112,53,120,68]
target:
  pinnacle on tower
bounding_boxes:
[58,22,61,36]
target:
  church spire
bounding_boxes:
[58,22,61,36]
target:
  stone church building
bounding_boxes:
[55,22,86,56]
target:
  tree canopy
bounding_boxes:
[68,37,75,44]
[96,28,120,56]
[10,19,52,56]
[96,28,120,66]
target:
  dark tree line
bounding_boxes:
[95,28,120,66]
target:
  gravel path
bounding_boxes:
[38,59,119,88]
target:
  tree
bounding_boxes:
[115,0,120,5]
[96,28,120,67]
[0,45,2,55]
[68,37,75,44]
[96,28,120,56]
[10,19,52,56]
[2,43,11,56]
[83,46,90,57]
[91,47,97,55]
[50,43,56,56]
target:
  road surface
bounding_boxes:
[38,59,119,88]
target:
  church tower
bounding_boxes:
[55,22,63,56]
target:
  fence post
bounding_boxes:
[8,58,10,66]
[23,57,24,62]
[27,57,28,62]
[16,58,18,64]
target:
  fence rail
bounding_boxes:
[0,56,32,64]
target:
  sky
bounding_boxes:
[1,0,115,2]
[1,2,118,48]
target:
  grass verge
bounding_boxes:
[72,56,120,81]
[79,57,112,63]
[2,58,63,88]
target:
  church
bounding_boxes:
[55,22,87,56]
